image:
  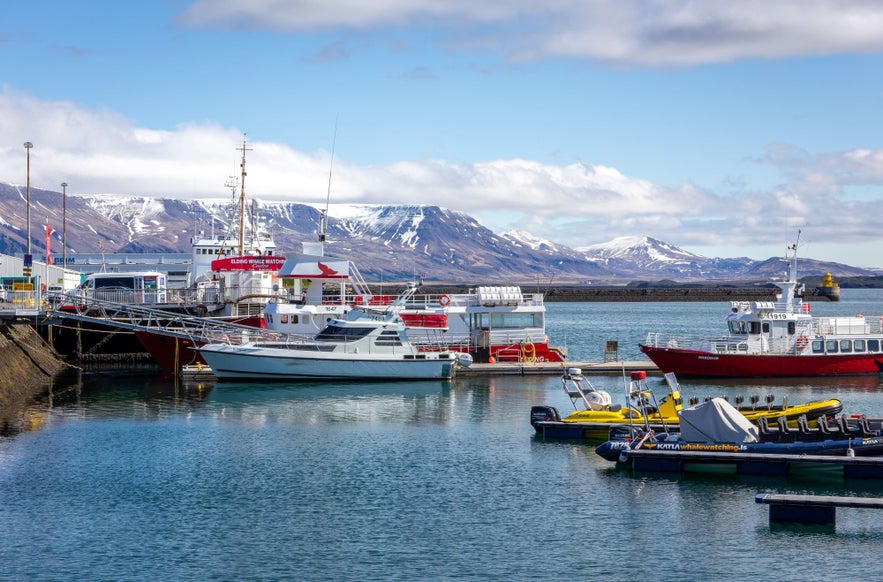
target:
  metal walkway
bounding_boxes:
[43,293,298,346]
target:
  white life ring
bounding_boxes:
[438,294,451,307]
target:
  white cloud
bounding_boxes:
[178,0,883,66]
[3,88,883,260]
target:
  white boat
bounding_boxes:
[196,288,471,381]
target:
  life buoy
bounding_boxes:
[796,335,809,349]
[521,341,536,364]
[438,294,451,307]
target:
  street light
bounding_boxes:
[24,142,33,256]
[61,182,68,266]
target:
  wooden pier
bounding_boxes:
[756,493,883,525]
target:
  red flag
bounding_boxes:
[45,219,52,265]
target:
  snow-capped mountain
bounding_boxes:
[0,181,875,283]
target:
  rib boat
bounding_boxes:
[531,369,843,440]
[595,397,883,464]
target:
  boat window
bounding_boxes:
[854,339,866,352]
[869,339,880,352]
[315,325,373,342]
[811,340,824,354]
[839,339,852,353]
[266,314,273,324]
[762,322,770,333]
[280,315,288,324]
[825,340,838,353]
[728,320,748,334]
[374,330,403,347]
[749,321,762,334]
[474,312,542,329]
[787,321,796,335]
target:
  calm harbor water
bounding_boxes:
[3,290,883,580]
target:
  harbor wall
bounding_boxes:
[0,323,73,412]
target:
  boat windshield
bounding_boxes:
[314,325,374,342]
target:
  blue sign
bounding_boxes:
[23,254,32,267]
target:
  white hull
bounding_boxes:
[199,343,457,381]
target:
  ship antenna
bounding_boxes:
[236,134,253,255]
[222,163,240,257]
[320,117,338,244]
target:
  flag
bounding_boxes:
[45,219,52,265]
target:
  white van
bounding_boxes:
[75,271,167,304]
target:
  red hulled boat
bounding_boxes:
[641,236,883,378]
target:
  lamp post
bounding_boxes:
[61,182,68,266]
[24,142,33,256]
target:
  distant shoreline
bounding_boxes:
[409,285,838,302]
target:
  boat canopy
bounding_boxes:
[678,398,759,443]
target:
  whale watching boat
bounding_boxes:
[196,286,471,381]
[531,369,843,440]
[640,235,883,377]
[594,396,883,465]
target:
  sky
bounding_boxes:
[3,1,883,266]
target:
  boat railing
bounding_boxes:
[644,332,748,353]
[815,316,881,335]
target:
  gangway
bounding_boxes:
[44,293,305,348]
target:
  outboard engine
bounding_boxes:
[530,405,561,432]
[608,424,646,442]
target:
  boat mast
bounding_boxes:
[236,136,253,255]
[319,119,338,247]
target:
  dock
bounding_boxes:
[621,448,883,479]
[457,360,657,376]
[756,493,883,525]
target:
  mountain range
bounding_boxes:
[0,181,876,283]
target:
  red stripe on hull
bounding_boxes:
[640,344,883,378]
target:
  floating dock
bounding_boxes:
[621,448,883,479]
[756,493,883,525]
[457,360,657,376]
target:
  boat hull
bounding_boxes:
[198,344,457,381]
[640,344,883,378]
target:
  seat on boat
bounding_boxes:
[776,415,798,442]
[856,416,881,438]
[755,415,780,442]
[796,415,824,442]
[837,415,856,437]
[816,414,843,439]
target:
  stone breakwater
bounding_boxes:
[541,287,837,302]
[418,285,834,302]
[0,323,74,427]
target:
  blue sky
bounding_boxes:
[3,1,883,266]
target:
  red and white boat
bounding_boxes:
[641,239,883,378]
[263,242,566,364]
